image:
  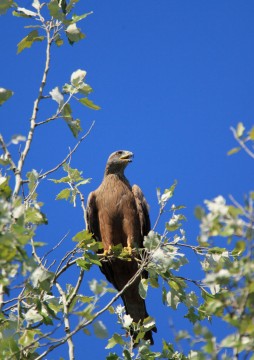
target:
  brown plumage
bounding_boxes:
[86,150,156,344]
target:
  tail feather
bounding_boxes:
[122,290,157,345]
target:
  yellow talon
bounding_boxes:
[103,246,112,256]
[123,246,133,255]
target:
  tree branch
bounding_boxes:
[66,268,84,308]
[13,24,52,197]
[55,282,75,360]
[230,126,254,160]
[35,257,148,360]
[22,121,95,184]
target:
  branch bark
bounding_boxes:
[13,24,52,197]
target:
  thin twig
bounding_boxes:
[0,134,17,172]
[41,232,70,263]
[55,282,75,360]
[153,204,165,231]
[35,115,62,126]
[75,187,87,229]
[54,257,83,281]
[230,126,254,160]
[66,268,84,308]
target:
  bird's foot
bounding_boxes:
[102,246,112,257]
[123,246,133,255]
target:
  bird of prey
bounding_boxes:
[86,150,156,344]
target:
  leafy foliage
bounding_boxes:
[0,1,253,359]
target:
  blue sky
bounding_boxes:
[1,0,254,358]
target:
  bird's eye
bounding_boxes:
[116,151,123,155]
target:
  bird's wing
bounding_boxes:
[86,189,120,288]
[86,191,101,242]
[132,184,151,237]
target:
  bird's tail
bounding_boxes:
[122,287,157,346]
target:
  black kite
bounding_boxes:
[86,150,156,344]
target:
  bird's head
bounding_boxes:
[105,150,134,176]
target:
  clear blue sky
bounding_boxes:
[1,0,254,358]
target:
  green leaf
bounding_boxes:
[236,122,245,138]
[24,308,43,323]
[249,126,254,140]
[76,259,92,271]
[62,103,72,120]
[71,12,93,24]
[48,0,64,20]
[62,103,82,138]
[184,291,198,307]
[72,230,93,242]
[194,206,205,220]
[93,321,108,339]
[76,178,91,186]
[78,82,93,95]
[30,267,54,288]
[13,7,37,18]
[184,307,200,324]
[32,0,40,10]
[50,176,70,184]
[160,180,177,203]
[50,86,64,108]
[85,252,101,266]
[54,34,64,46]
[166,221,181,232]
[25,207,48,225]
[139,278,148,299]
[220,333,239,348]
[66,23,85,44]
[227,147,241,156]
[70,69,87,87]
[231,240,246,256]
[19,329,41,347]
[0,0,14,15]
[0,176,12,199]
[56,188,71,200]
[166,289,180,310]
[63,83,78,94]
[106,354,119,360]
[66,0,79,13]
[79,98,101,110]
[0,88,13,106]
[143,231,161,250]
[67,118,82,138]
[17,30,44,54]
[58,0,67,14]
[106,334,125,349]
[26,169,39,200]
[123,350,132,360]
[142,316,156,331]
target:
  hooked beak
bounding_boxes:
[120,151,134,162]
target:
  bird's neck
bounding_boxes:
[104,170,125,179]
[103,170,130,185]
[104,165,125,178]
